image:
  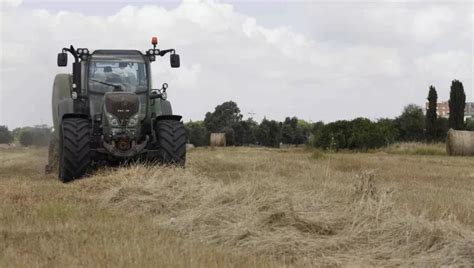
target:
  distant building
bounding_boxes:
[467,102,474,119]
[425,101,474,119]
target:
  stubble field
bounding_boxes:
[0,146,473,267]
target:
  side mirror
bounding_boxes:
[57,53,68,67]
[150,92,162,99]
[170,54,180,68]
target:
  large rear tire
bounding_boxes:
[155,120,186,166]
[59,118,91,182]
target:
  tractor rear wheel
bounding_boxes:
[58,118,91,182]
[155,120,186,166]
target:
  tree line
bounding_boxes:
[0,80,471,150]
[185,102,312,148]
[0,125,51,146]
[186,80,472,150]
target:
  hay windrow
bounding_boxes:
[86,160,474,266]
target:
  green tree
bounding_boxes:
[255,118,281,147]
[396,104,425,142]
[315,120,351,150]
[448,80,466,130]
[466,118,474,131]
[425,85,438,142]
[308,121,325,147]
[204,101,243,133]
[233,119,258,146]
[376,118,399,145]
[435,117,449,141]
[296,120,311,144]
[18,126,51,147]
[184,121,209,147]
[223,126,235,146]
[19,130,35,146]
[312,118,398,151]
[280,117,309,145]
[0,126,13,144]
[281,117,296,144]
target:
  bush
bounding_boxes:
[466,118,474,131]
[18,126,51,147]
[0,126,13,144]
[435,117,449,141]
[396,104,425,142]
[185,121,209,147]
[313,118,399,151]
[383,142,446,156]
[255,119,281,148]
[232,119,258,146]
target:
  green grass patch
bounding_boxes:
[309,149,326,160]
[382,142,446,156]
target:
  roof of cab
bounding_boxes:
[92,50,143,55]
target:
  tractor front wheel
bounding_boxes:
[58,118,91,182]
[155,120,186,166]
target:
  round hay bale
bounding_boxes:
[446,129,474,156]
[210,133,226,147]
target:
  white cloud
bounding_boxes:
[0,0,472,128]
[415,51,471,78]
[0,0,22,8]
[412,6,454,43]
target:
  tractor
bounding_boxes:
[47,37,186,182]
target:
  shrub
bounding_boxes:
[18,126,51,147]
[466,118,474,131]
[313,118,399,151]
[0,125,13,144]
[396,104,425,142]
[185,121,209,147]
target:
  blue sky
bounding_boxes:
[1,0,472,128]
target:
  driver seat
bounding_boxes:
[106,74,123,84]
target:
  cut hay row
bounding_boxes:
[2,147,473,266]
[77,150,474,266]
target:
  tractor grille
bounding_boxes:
[104,92,140,120]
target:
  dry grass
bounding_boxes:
[0,146,473,267]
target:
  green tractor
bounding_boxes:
[47,37,186,182]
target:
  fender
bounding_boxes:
[156,115,182,121]
[57,99,74,122]
[62,113,88,120]
[150,99,173,117]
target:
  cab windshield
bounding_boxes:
[88,61,148,94]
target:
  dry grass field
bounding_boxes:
[1,145,473,267]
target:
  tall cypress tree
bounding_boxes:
[425,86,438,142]
[448,80,466,130]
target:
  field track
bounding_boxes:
[1,147,473,266]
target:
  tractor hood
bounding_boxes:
[104,92,140,120]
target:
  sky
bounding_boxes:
[0,0,473,128]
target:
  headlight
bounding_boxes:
[77,49,83,54]
[83,49,89,54]
[110,118,119,126]
[127,115,139,127]
[107,114,120,126]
